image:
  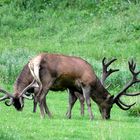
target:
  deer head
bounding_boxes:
[0,79,37,111]
[98,59,140,119]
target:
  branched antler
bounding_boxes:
[101,57,119,87]
[0,79,37,106]
[113,59,140,110]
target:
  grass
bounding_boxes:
[0,1,140,140]
[0,92,140,140]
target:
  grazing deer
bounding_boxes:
[0,64,38,111]
[28,53,140,119]
[0,53,140,120]
[65,57,119,119]
[0,63,84,117]
[26,57,118,119]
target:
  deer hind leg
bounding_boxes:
[82,86,94,120]
[66,89,77,119]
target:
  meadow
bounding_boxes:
[0,0,140,139]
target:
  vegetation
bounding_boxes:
[128,105,140,117]
[0,0,140,140]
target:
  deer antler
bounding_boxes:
[0,79,37,104]
[0,88,14,106]
[113,59,140,110]
[101,57,119,87]
[0,88,14,101]
[19,79,38,99]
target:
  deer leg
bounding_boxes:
[37,88,48,118]
[43,97,52,118]
[38,97,45,118]
[74,91,85,116]
[66,89,77,119]
[33,92,50,116]
[32,87,39,113]
[77,93,85,116]
[33,94,51,117]
[38,79,55,118]
[33,96,37,113]
[82,86,94,120]
[33,92,51,117]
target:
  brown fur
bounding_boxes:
[14,62,84,117]
[29,53,112,119]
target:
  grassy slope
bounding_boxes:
[0,3,140,85]
[0,2,140,140]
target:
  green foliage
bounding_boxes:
[0,0,11,5]
[1,0,139,12]
[128,105,140,117]
[0,1,140,85]
[0,48,34,84]
[13,0,48,11]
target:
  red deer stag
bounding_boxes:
[26,57,119,119]
[28,53,140,119]
[0,63,85,117]
[0,64,39,111]
[0,53,140,120]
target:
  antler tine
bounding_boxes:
[129,59,140,78]
[0,94,9,101]
[118,99,136,108]
[0,88,14,98]
[0,88,14,106]
[5,98,13,106]
[115,100,135,110]
[22,94,33,100]
[101,57,119,86]
[124,92,140,96]
[114,60,140,102]
[18,79,38,98]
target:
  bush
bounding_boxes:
[0,48,34,84]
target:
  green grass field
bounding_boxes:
[0,93,140,140]
[0,1,140,140]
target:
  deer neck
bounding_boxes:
[14,64,33,96]
[91,78,110,104]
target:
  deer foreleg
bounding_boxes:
[82,86,94,120]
